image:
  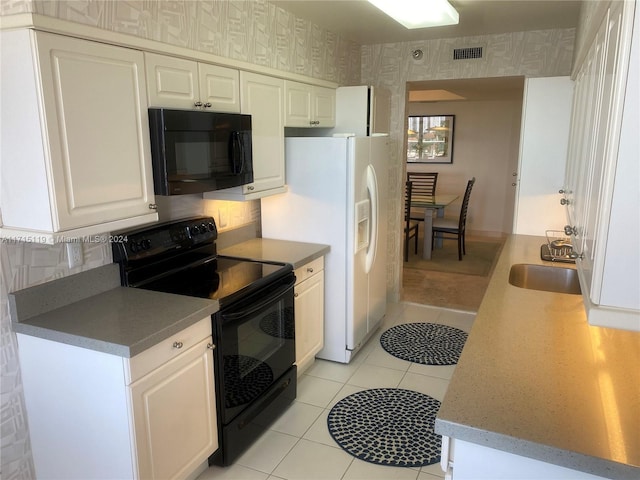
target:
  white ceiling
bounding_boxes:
[271,0,583,45]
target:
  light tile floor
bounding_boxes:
[198,302,475,480]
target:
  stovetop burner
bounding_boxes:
[112,216,292,306]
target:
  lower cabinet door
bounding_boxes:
[129,337,217,480]
[294,269,325,374]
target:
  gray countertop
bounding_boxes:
[219,238,330,269]
[9,237,329,358]
[10,264,219,357]
[435,235,640,479]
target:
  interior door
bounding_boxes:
[513,77,574,235]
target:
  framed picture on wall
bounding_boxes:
[407,115,455,164]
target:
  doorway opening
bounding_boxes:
[401,77,523,310]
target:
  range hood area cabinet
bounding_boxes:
[0,29,158,243]
[562,0,639,331]
[144,52,240,113]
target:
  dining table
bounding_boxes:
[411,194,459,260]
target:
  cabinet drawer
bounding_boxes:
[294,257,324,284]
[125,317,212,384]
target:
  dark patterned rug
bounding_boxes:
[327,388,441,467]
[380,323,468,365]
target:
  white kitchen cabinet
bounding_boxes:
[441,437,610,480]
[293,257,325,375]
[205,71,287,200]
[562,0,639,330]
[284,81,336,127]
[17,318,217,480]
[0,30,158,243]
[145,52,240,113]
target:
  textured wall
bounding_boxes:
[0,1,360,477]
[360,28,576,300]
[0,0,362,85]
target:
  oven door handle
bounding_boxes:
[222,281,294,321]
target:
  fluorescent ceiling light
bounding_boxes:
[368,0,459,29]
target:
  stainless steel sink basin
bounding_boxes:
[508,264,581,295]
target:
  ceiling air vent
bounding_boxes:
[453,46,483,60]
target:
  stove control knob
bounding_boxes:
[190,225,200,235]
[141,239,152,250]
[207,222,215,232]
[130,242,138,253]
[200,223,208,233]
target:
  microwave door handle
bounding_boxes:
[230,132,244,174]
[238,132,247,174]
[222,282,293,321]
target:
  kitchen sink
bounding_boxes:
[508,264,581,295]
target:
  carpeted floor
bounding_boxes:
[401,233,505,311]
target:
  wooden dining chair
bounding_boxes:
[407,172,438,222]
[404,181,419,261]
[432,177,476,261]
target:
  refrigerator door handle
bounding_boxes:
[365,164,378,274]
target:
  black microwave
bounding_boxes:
[148,108,253,195]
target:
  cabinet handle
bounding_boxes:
[247,185,255,191]
[294,293,299,298]
[204,102,212,108]
[559,189,566,194]
[207,342,215,350]
[194,101,203,108]
[307,267,314,273]
[564,225,578,236]
[149,203,158,210]
[560,198,570,205]
[172,341,184,349]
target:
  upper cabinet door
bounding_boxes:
[284,81,336,127]
[0,29,157,237]
[562,0,639,329]
[145,53,241,112]
[198,64,240,113]
[284,81,313,127]
[145,53,199,109]
[313,86,336,127]
[239,72,286,194]
[37,33,156,231]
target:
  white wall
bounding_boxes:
[407,97,524,235]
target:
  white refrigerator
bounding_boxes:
[261,135,388,363]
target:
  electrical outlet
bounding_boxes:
[66,242,84,269]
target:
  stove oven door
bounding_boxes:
[214,273,295,425]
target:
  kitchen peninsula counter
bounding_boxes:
[435,234,640,479]
[219,237,330,269]
[9,263,219,357]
